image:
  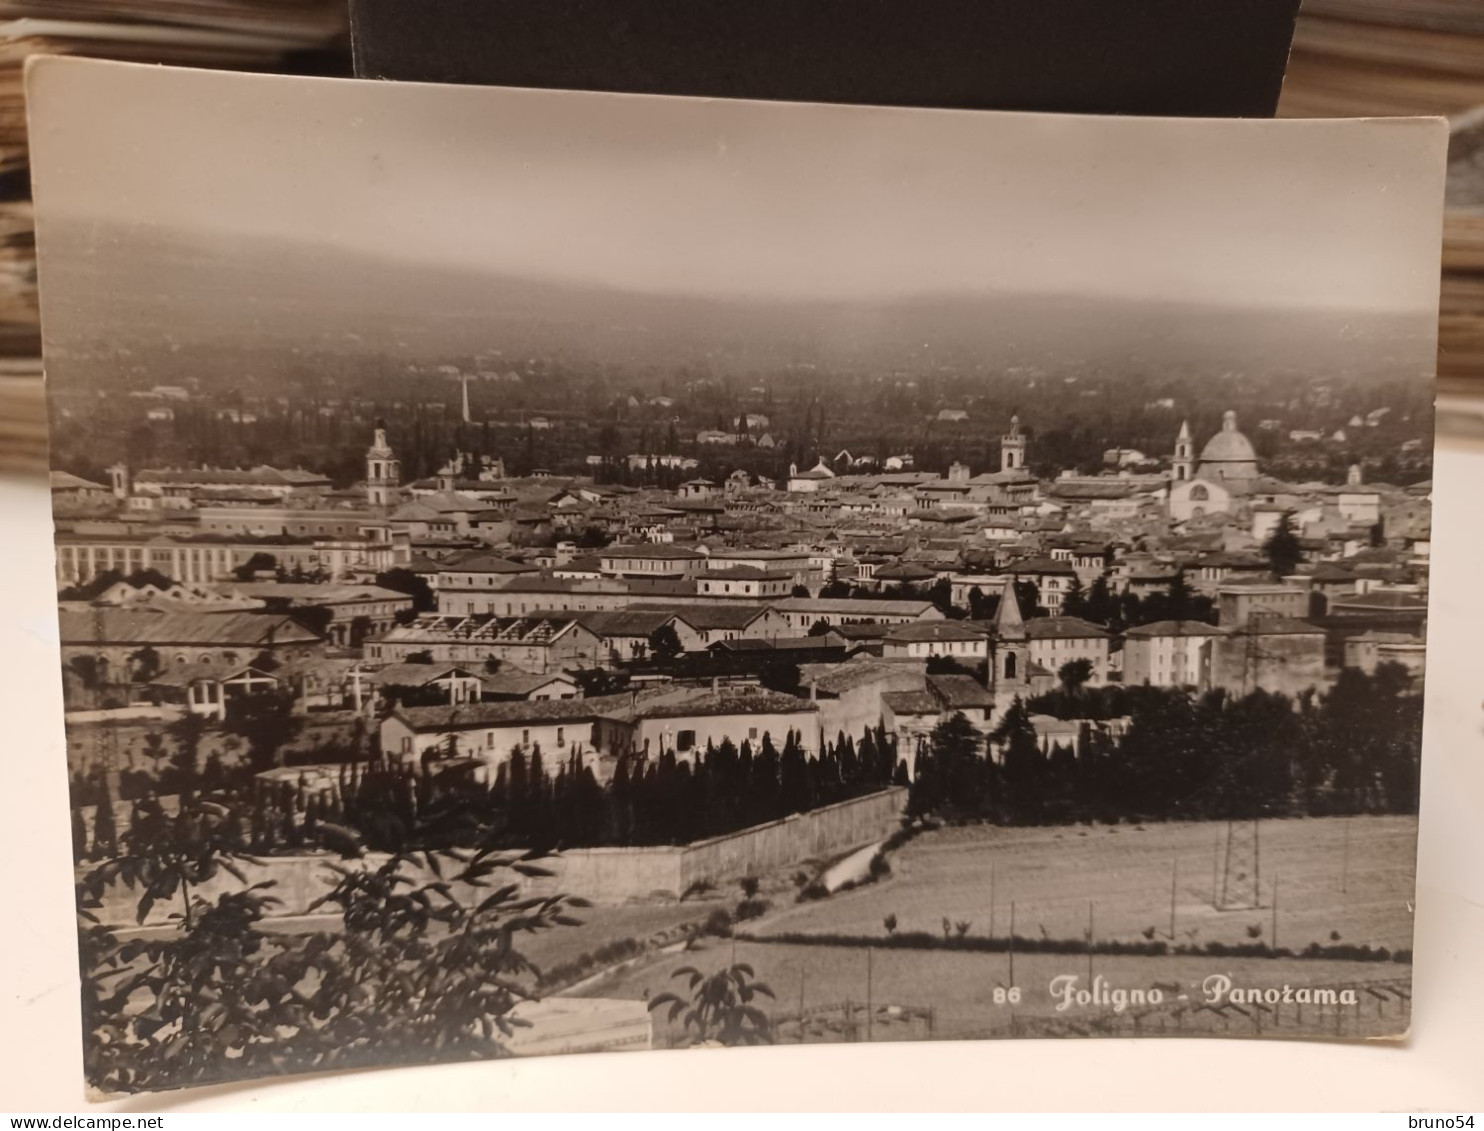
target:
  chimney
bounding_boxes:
[809,678,818,701]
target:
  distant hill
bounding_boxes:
[38,221,1436,391]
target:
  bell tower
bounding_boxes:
[989,581,1030,718]
[1173,420,1194,482]
[1000,415,1027,473]
[366,421,401,510]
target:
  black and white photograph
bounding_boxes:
[28,57,1445,1096]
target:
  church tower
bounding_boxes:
[1000,414,1027,473]
[366,421,401,510]
[989,582,1030,718]
[107,462,130,502]
[1172,419,1194,482]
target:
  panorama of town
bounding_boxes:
[51,366,1429,1081]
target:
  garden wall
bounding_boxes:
[79,787,908,927]
[677,786,907,890]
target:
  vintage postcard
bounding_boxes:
[27,58,1443,1094]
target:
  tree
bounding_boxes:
[647,624,684,661]
[994,697,1046,823]
[224,688,301,773]
[290,604,335,640]
[1058,658,1094,699]
[648,962,776,1047]
[405,650,434,664]
[58,569,124,602]
[1013,580,1044,618]
[166,712,208,788]
[807,618,834,637]
[376,568,436,614]
[233,552,278,582]
[927,576,961,619]
[1061,576,1086,619]
[967,585,994,621]
[790,584,811,598]
[128,646,161,684]
[68,654,105,694]
[1264,510,1303,580]
[74,810,585,1094]
[89,778,118,861]
[1165,570,1194,623]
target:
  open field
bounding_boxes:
[757,815,1417,953]
[520,899,726,981]
[565,815,1416,1044]
[577,937,1412,1044]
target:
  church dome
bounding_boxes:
[1198,411,1258,477]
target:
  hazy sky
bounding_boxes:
[28,57,1448,314]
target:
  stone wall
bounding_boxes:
[79,787,908,927]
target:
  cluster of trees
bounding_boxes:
[410,726,902,851]
[1060,572,1217,631]
[816,570,1217,633]
[75,726,907,862]
[909,663,1422,826]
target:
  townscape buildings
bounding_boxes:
[53,407,1430,785]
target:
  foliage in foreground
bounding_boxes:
[648,962,776,1047]
[76,793,586,1095]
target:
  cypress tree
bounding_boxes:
[90,779,118,861]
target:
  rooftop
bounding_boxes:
[59,609,320,647]
[776,597,937,616]
[601,544,707,560]
[1123,620,1228,639]
[881,690,941,716]
[928,674,995,709]
[1022,616,1112,640]
[886,622,987,643]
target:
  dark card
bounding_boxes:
[350,0,1300,118]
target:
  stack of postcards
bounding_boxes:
[0,2,346,368]
[1279,0,1484,392]
[1442,110,1484,391]
[1278,0,1484,118]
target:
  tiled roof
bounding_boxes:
[630,602,770,630]
[1023,616,1111,640]
[886,622,987,643]
[601,543,707,560]
[1123,620,1228,638]
[776,597,936,616]
[59,610,320,647]
[435,554,538,574]
[135,466,330,486]
[928,674,994,709]
[882,690,940,715]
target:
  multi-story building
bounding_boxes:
[365,613,603,674]
[55,530,404,588]
[223,582,414,646]
[58,609,323,708]
[1121,621,1226,689]
[696,567,794,600]
[881,622,989,662]
[431,554,544,614]
[598,544,707,579]
[1022,616,1114,685]
[382,686,822,774]
[772,597,945,633]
